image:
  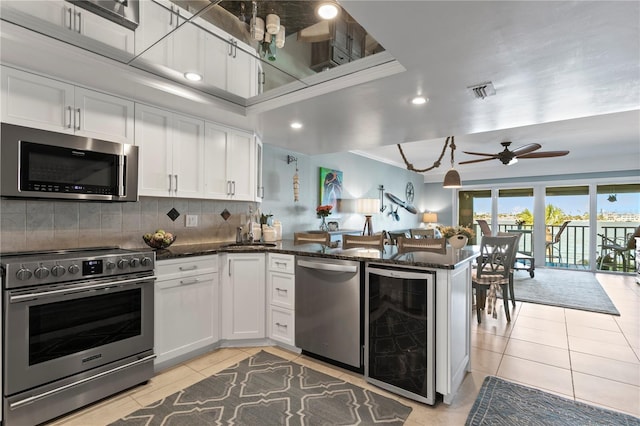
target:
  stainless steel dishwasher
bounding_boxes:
[295,256,362,369]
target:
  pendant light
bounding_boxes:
[266,13,280,35]
[443,136,462,188]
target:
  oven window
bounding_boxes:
[28,289,142,365]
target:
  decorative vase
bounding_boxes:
[448,234,468,249]
[319,216,328,231]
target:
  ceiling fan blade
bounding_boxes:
[462,151,497,157]
[511,143,542,156]
[517,150,570,159]
[459,157,496,165]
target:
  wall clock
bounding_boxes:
[405,182,415,203]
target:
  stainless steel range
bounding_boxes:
[1,247,156,425]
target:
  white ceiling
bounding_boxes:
[252,1,640,183]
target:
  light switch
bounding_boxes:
[186,214,198,227]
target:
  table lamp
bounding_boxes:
[356,198,380,236]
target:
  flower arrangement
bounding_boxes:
[316,204,333,218]
[438,225,475,239]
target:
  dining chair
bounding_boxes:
[545,220,571,263]
[597,226,640,272]
[294,232,330,246]
[476,219,493,236]
[497,231,523,309]
[472,235,518,323]
[342,234,384,250]
[387,230,409,245]
[397,236,446,254]
[410,228,435,239]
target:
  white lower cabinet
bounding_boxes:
[266,254,296,346]
[154,255,219,367]
[220,253,266,340]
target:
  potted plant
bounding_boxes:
[438,225,475,249]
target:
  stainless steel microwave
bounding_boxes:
[1,123,139,202]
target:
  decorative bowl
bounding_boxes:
[142,231,176,249]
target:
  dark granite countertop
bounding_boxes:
[146,240,477,270]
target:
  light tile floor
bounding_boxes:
[49,272,640,425]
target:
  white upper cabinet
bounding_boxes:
[135,104,205,198]
[1,66,134,143]
[0,0,134,54]
[204,123,255,201]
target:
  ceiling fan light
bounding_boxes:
[317,2,340,20]
[443,169,461,188]
[508,157,518,165]
[266,14,280,35]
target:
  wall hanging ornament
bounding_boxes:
[288,155,299,202]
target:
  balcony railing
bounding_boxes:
[472,223,637,272]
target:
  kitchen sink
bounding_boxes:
[222,242,277,250]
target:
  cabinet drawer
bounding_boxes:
[156,255,218,278]
[268,306,295,346]
[268,253,295,274]
[268,272,295,309]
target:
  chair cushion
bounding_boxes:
[472,270,508,285]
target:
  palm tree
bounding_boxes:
[515,205,567,225]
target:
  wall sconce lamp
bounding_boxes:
[287,155,299,202]
[356,198,380,236]
[378,185,387,212]
[443,136,462,188]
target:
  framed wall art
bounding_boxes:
[319,167,343,210]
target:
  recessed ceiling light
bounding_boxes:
[411,96,428,105]
[184,72,202,82]
[316,1,340,20]
[290,122,303,129]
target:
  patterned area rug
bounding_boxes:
[511,268,619,315]
[466,376,640,426]
[111,350,412,425]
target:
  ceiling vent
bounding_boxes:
[468,82,496,99]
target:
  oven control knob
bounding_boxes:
[106,261,116,270]
[117,259,129,269]
[140,256,152,267]
[16,267,32,280]
[68,264,80,274]
[34,266,50,279]
[51,265,66,277]
[129,258,140,267]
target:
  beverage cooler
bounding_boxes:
[365,264,435,404]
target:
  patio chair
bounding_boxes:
[597,226,640,272]
[472,235,518,323]
[342,234,384,251]
[545,220,571,263]
[294,232,330,246]
[397,236,446,254]
[476,219,493,236]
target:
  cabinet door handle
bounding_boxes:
[275,322,288,328]
[75,11,82,33]
[168,174,173,192]
[75,108,81,130]
[275,287,288,293]
[169,5,174,27]
[180,278,199,285]
[228,259,231,276]
[66,7,73,30]
[233,40,238,58]
[228,38,234,57]
[178,265,197,271]
[66,106,72,128]
[232,181,236,195]
[174,175,178,193]
[274,261,287,268]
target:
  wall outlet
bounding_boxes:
[185,214,198,227]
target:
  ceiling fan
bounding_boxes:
[459,142,569,166]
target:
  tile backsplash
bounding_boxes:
[0,197,256,253]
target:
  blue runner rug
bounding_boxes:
[511,268,619,315]
[466,376,640,425]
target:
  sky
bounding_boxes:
[474,193,640,216]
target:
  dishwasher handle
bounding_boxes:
[297,259,358,273]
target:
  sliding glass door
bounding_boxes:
[498,188,534,255]
[595,184,640,273]
[458,190,491,245]
[544,186,589,269]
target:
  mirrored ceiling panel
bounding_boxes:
[0,0,392,106]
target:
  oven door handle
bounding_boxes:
[9,276,156,303]
[8,354,156,410]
